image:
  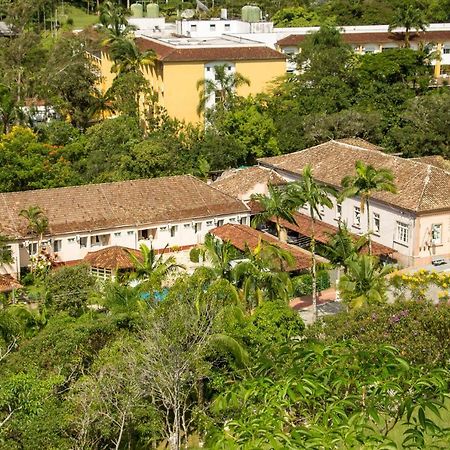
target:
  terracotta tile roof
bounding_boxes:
[210,223,327,271]
[0,274,23,293]
[0,175,249,239]
[258,139,450,213]
[136,37,286,62]
[411,156,450,172]
[211,166,286,200]
[277,30,450,47]
[273,212,394,257]
[83,246,142,270]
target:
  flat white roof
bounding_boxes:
[141,35,266,48]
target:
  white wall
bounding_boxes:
[273,170,417,266]
[7,213,251,275]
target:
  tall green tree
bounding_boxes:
[388,3,429,48]
[288,165,336,321]
[338,254,394,309]
[251,184,296,241]
[341,161,397,255]
[196,64,250,116]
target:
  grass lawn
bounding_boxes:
[59,5,99,29]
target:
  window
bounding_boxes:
[443,47,450,54]
[28,242,38,255]
[216,219,224,227]
[170,225,178,237]
[206,220,213,227]
[114,232,121,237]
[431,224,442,245]
[159,226,167,231]
[214,90,224,103]
[396,222,409,244]
[373,213,380,235]
[68,237,75,243]
[353,206,361,228]
[227,65,232,71]
[190,24,197,31]
[229,217,236,222]
[90,234,110,247]
[138,228,157,240]
[79,237,88,248]
[53,239,62,253]
[90,267,112,281]
[127,231,134,236]
[210,24,216,31]
[224,23,230,31]
[194,222,202,233]
[319,204,325,216]
[184,223,191,229]
[240,217,247,225]
[336,203,342,220]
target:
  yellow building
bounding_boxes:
[99,36,286,123]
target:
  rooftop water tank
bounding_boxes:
[130,3,143,18]
[241,5,252,22]
[146,3,159,18]
[247,5,261,23]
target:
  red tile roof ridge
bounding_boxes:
[204,176,251,209]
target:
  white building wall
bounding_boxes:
[9,213,251,275]
[271,170,418,266]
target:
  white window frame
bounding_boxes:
[53,239,62,253]
[28,242,38,255]
[396,221,409,245]
[170,225,178,238]
[373,212,380,235]
[353,206,361,228]
[79,237,88,248]
[431,224,442,245]
[336,203,342,220]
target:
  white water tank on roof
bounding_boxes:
[146,3,159,18]
[130,3,143,18]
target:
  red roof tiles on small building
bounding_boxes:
[0,275,23,293]
[210,223,327,271]
[83,246,143,271]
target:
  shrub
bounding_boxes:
[45,265,96,316]
[292,270,330,297]
[307,300,450,367]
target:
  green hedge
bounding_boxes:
[292,270,330,297]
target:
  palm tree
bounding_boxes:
[110,37,156,75]
[127,243,183,293]
[99,0,132,43]
[232,240,295,311]
[288,165,337,321]
[388,4,429,48]
[338,254,394,309]
[251,184,297,241]
[19,206,49,259]
[189,234,240,281]
[196,64,250,115]
[320,224,367,301]
[341,161,397,256]
[88,88,116,121]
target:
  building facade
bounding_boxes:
[98,35,286,123]
[0,175,251,278]
[258,139,450,267]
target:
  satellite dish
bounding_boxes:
[181,9,195,19]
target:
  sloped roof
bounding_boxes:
[83,246,142,270]
[0,275,22,293]
[411,155,450,172]
[258,139,450,213]
[212,166,286,200]
[274,212,393,257]
[0,175,249,239]
[136,37,286,62]
[210,223,327,271]
[277,30,450,47]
